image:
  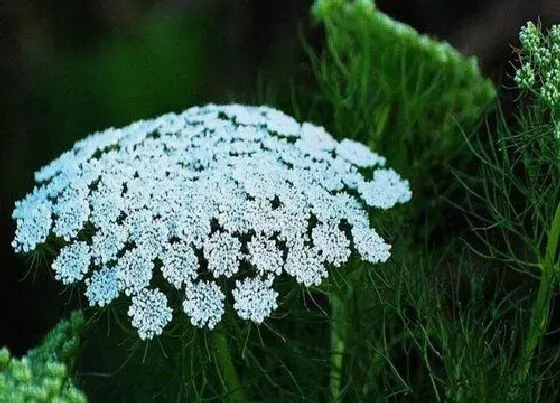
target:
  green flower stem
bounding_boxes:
[210,324,247,403]
[518,201,560,385]
[330,292,346,402]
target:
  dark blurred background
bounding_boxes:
[1,0,560,355]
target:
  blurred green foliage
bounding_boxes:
[33,11,220,156]
[0,312,86,402]
[311,0,495,144]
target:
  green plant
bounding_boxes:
[9,1,560,402]
[0,312,86,402]
[304,1,498,400]
[458,21,560,399]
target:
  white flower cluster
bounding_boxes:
[515,22,560,109]
[232,276,278,324]
[12,104,411,340]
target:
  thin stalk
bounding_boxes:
[330,293,346,402]
[210,324,247,403]
[518,201,560,385]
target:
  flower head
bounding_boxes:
[515,63,536,90]
[514,22,560,110]
[519,22,540,53]
[232,276,278,324]
[13,104,411,339]
[128,289,173,340]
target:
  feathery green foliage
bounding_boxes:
[311,0,496,143]
[307,0,496,240]
[458,20,560,400]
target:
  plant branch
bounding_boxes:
[330,292,346,403]
[210,325,247,403]
[517,201,560,385]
